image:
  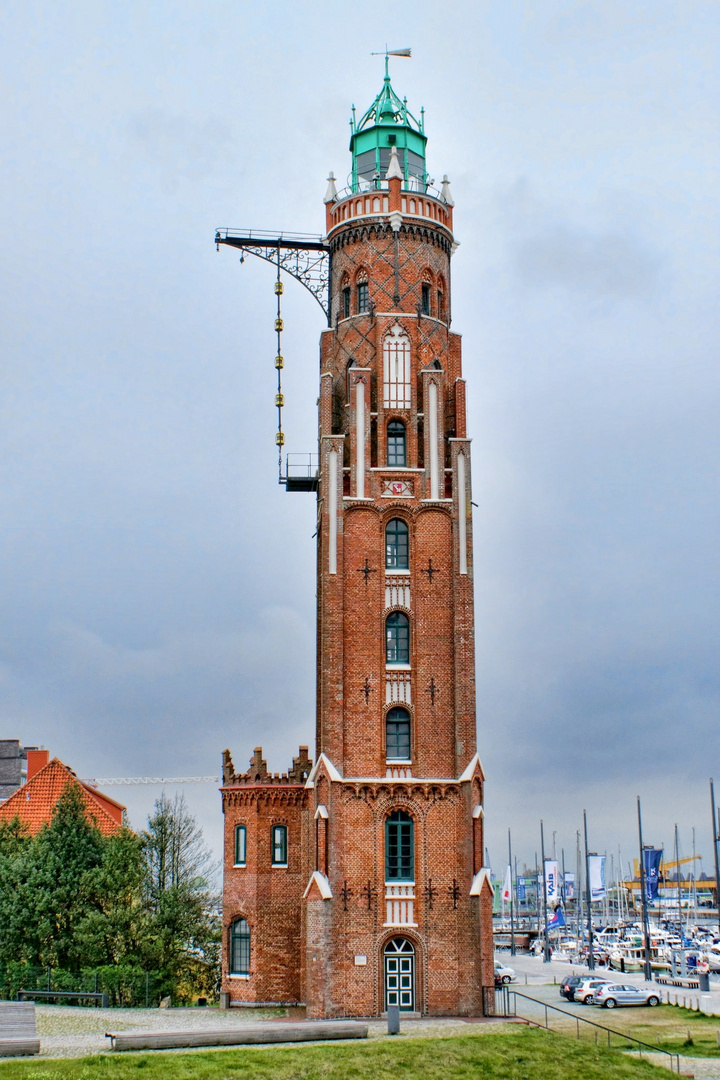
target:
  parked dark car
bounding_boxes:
[559,975,585,1000]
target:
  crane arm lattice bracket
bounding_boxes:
[215,229,331,322]
[84,776,220,786]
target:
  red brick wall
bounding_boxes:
[221,785,309,1004]
[222,205,494,1017]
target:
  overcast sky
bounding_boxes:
[1,1,718,883]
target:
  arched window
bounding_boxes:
[271,824,288,866]
[385,519,409,569]
[357,277,369,314]
[387,421,406,467]
[230,917,251,975]
[385,810,414,881]
[383,325,411,408]
[234,824,247,866]
[421,282,431,315]
[386,612,410,665]
[386,707,411,760]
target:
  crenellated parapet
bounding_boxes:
[221,745,313,787]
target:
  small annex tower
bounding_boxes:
[217,59,495,1017]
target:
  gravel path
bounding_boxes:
[15,1005,513,1059]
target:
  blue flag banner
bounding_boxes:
[547,907,566,931]
[643,848,663,901]
[516,878,526,902]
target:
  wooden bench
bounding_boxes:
[106,1019,368,1051]
[0,1002,40,1057]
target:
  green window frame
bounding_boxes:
[385,810,414,881]
[386,611,410,665]
[385,518,409,570]
[357,281,369,314]
[342,286,351,318]
[272,824,288,866]
[230,917,250,975]
[386,707,411,760]
[234,824,246,866]
[421,282,431,315]
[387,420,406,467]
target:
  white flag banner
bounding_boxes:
[588,855,606,901]
[564,872,575,900]
[502,865,512,902]
[544,860,559,904]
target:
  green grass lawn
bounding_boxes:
[617,1004,720,1058]
[0,1028,671,1080]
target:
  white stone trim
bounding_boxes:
[328,450,338,574]
[303,870,333,900]
[470,868,494,897]
[356,380,365,498]
[428,380,439,501]
[457,452,467,575]
[384,882,417,926]
[458,753,480,782]
[305,753,343,788]
[314,804,329,820]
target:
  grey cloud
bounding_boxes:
[127,109,233,182]
[514,221,659,295]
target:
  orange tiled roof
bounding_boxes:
[0,758,125,836]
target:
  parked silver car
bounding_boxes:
[594,983,661,1009]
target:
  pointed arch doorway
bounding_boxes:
[384,936,415,1012]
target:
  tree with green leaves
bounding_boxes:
[0,786,220,1003]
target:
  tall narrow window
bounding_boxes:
[357,280,369,313]
[234,824,247,866]
[387,420,407,467]
[386,612,410,665]
[386,707,411,760]
[383,325,411,408]
[230,917,251,974]
[437,289,444,320]
[385,810,414,881]
[271,824,288,866]
[342,286,351,318]
[421,282,431,315]
[385,519,409,569]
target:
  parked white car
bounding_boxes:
[574,979,613,1005]
[494,962,516,985]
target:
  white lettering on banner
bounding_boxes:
[544,860,559,904]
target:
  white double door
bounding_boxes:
[384,938,415,1011]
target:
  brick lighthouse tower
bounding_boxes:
[218,61,495,1017]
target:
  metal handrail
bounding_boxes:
[500,988,681,1073]
[214,228,327,246]
[333,182,448,204]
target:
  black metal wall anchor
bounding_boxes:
[356,557,377,584]
[340,880,353,911]
[361,880,378,910]
[425,677,438,705]
[421,558,439,583]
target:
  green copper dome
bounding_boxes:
[349,58,427,193]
